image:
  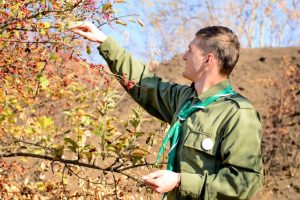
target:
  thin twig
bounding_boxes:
[62,164,70,200]
[14,140,54,152]
[112,173,119,200]
[97,14,140,27]
[65,164,103,185]
[1,152,105,171]
[33,60,48,98]
[117,163,164,172]
[0,81,7,111]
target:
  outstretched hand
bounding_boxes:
[142,170,180,193]
[70,22,108,43]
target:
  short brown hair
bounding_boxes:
[196,26,240,76]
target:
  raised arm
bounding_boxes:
[71,22,193,123]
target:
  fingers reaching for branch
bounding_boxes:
[69,21,108,43]
[142,170,180,193]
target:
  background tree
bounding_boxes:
[142,0,300,60]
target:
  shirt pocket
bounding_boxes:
[184,130,219,156]
[181,130,220,174]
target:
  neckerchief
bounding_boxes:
[155,85,236,171]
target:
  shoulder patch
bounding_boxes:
[225,93,255,109]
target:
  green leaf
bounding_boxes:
[83,144,96,152]
[106,145,117,153]
[86,45,91,55]
[67,145,77,153]
[64,137,78,149]
[24,127,35,135]
[54,145,64,159]
[36,74,49,89]
[93,122,104,136]
[49,52,58,60]
[83,152,93,163]
[81,115,92,126]
[129,118,140,128]
[37,116,53,128]
[83,144,91,150]
[135,131,145,137]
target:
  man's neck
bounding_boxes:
[194,75,228,95]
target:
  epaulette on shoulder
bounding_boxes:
[225,93,255,109]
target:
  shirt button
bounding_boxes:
[202,138,214,151]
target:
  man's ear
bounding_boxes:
[205,53,214,64]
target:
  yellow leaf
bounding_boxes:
[131,149,149,157]
[2,32,11,39]
[15,104,22,111]
[17,11,26,19]
[37,116,53,128]
[24,127,34,135]
[36,62,45,70]
[114,0,126,3]
[40,29,46,35]
[43,22,51,29]
[136,19,144,27]
[102,2,113,12]
[14,30,20,37]
[35,182,46,191]
[115,19,127,26]
[0,90,5,103]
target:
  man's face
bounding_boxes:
[182,37,207,82]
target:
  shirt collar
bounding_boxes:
[191,79,232,101]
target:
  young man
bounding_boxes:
[72,23,263,199]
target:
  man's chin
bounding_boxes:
[182,73,193,82]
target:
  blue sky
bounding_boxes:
[86,0,300,65]
[87,0,156,64]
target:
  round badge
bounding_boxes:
[202,138,214,151]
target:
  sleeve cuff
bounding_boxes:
[97,37,117,53]
[97,37,127,64]
[179,172,205,197]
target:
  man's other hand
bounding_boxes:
[70,22,108,43]
[142,170,180,193]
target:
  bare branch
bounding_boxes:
[112,173,119,200]
[0,152,147,184]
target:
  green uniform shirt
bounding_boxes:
[98,37,264,200]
